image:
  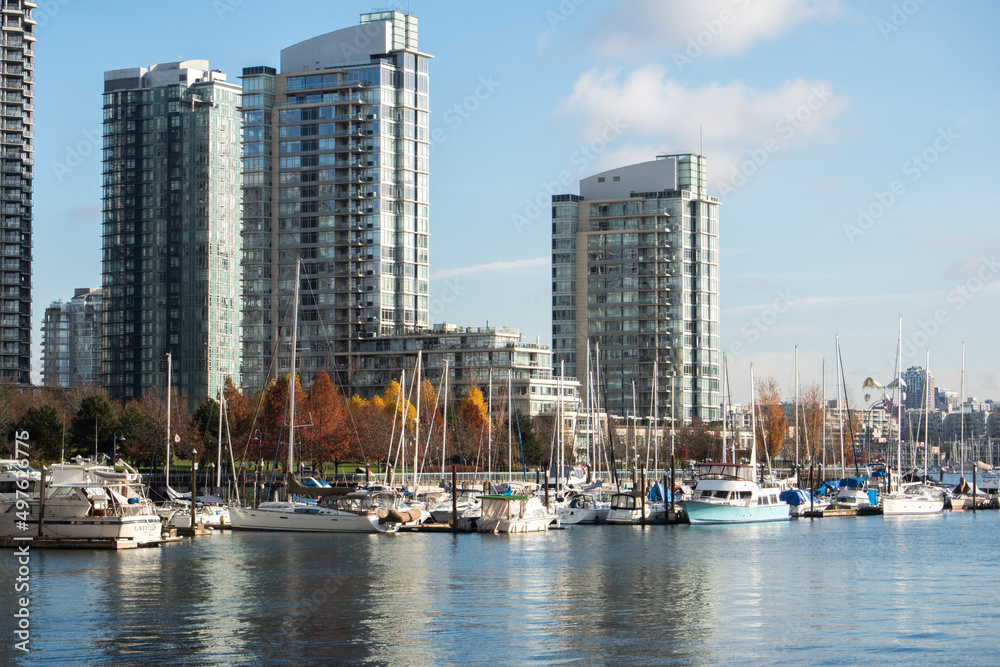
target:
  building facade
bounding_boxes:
[40,288,101,387]
[241,10,431,394]
[0,1,35,385]
[553,155,720,422]
[901,365,935,410]
[333,323,577,417]
[102,61,242,407]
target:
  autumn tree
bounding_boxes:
[301,371,352,472]
[257,374,306,469]
[347,394,394,472]
[754,375,787,463]
[451,387,491,467]
[223,376,252,459]
[800,383,825,463]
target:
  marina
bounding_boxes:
[3,509,999,665]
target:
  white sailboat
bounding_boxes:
[229,260,401,533]
[881,319,943,516]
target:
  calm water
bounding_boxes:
[3,510,1000,666]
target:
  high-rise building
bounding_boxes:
[552,154,720,422]
[0,1,35,385]
[241,10,431,393]
[102,61,242,408]
[902,365,935,410]
[40,287,101,388]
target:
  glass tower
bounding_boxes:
[41,288,101,388]
[552,155,720,422]
[0,1,34,385]
[241,11,431,392]
[102,61,242,408]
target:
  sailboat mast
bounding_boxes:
[895,317,903,489]
[442,360,449,483]
[960,341,965,476]
[414,352,421,492]
[822,358,827,469]
[653,361,659,472]
[288,259,300,473]
[217,389,224,489]
[749,363,757,474]
[795,346,800,474]
[166,351,172,488]
[487,367,493,485]
[508,368,513,482]
[837,335,846,479]
[721,354,728,464]
[924,349,930,479]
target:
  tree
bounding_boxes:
[800,383,825,463]
[302,372,351,471]
[513,411,542,468]
[451,387,491,467]
[678,418,720,463]
[17,405,64,463]
[70,394,117,460]
[117,399,159,467]
[257,374,306,469]
[754,375,787,462]
[223,376,252,459]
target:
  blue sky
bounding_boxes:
[33,0,1000,405]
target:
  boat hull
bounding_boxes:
[680,500,790,524]
[0,514,163,544]
[229,506,396,533]
[882,498,943,515]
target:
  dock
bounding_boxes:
[0,536,172,550]
[800,506,884,518]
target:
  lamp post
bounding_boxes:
[113,430,126,467]
[207,462,215,497]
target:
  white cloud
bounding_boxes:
[558,66,850,189]
[430,256,549,281]
[582,0,844,60]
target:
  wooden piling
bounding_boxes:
[451,465,458,535]
[640,469,646,526]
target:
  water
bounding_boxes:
[3,511,1000,665]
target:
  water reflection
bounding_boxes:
[6,511,1000,665]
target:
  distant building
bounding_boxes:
[40,288,101,388]
[0,2,35,385]
[901,366,934,410]
[552,154,720,422]
[336,323,578,417]
[102,61,242,408]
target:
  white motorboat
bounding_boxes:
[429,488,481,524]
[556,492,610,525]
[882,482,945,515]
[605,491,665,524]
[229,489,407,533]
[679,463,790,525]
[477,494,558,533]
[830,477,876,509]
[1,458,162,544]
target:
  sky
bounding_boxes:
[32,0,1000,406]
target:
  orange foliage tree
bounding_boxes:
[300,372,352,472]
[754,375,787,462]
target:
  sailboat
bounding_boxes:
[881,319,944,516]
[679,364,790,524]
[229,260,402,533]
